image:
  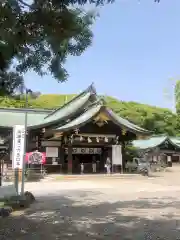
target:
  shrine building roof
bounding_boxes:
[0,83,149,135]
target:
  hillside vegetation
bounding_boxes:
[0,94,178,136]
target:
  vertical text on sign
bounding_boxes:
[12,125,25,169]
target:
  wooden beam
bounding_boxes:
[77,133,116,138]
[54,132,63,138]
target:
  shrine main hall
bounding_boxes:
[0,84,149,174]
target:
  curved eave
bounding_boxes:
[133,137,167,150]
[167,138,180,149]
[170,138,180,147]
[53,104,103,132]
[105,108,150,135]
[28,91,92,130]
[133,136,180,150]
[44,83,96,119]
[53,105,150,135]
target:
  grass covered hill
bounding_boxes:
[0,94,178,136]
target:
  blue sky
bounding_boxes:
[25,0,180,110]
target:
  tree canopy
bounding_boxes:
[0,0,98,95]
[0,0,161,95]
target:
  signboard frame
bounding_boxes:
[112,145,122,165]
[64,148,102,154]
[12,125,25,169]
[46,147,58,157]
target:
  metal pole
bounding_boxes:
[21,90,28,195]
[0,159,2,187]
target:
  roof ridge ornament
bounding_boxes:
[89,82,97,95]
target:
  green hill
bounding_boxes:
[0,94,178,136]
[0,94,76,109]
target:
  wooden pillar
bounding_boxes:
[67,145,72,174]
[59,146,65,173]
[101,147,107,173]
[121,141,125,173]
[107,147,112,159]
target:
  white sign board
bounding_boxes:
[167,156,172,162]
[46,147,58,157]
[12,125,25,169]
[112,145,122,165]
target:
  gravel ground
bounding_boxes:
[1,169,180,239]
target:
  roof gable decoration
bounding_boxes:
[93,111,109,127]
[53,100,149,135]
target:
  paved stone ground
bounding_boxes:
[1,168,180,239]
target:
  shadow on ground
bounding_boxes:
[0,190,180,240]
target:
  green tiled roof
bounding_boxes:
[133,136,180,149]
[54,102,149,135]
[45,84,95,119]
[29,91,92,129]
[0,84,94,128]
[0,110,47,128]
[54,103,102,132]
[168,137,180,147]
[0,84,149,136]
[107,109,149,134]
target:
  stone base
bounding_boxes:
[0,206,13,218]
[4,192,35,210]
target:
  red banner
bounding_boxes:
[26,151,46,165]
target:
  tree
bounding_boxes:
[0,0,161,96]
[0,0,98,95]
[105,96,178,136]
[0,68,24,96]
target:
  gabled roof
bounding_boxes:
[133,136,180,150]
[53,101,149,135]
[28,83,96,129]
[0,84,96,128]
[44,84,96,120]
[170,137,180,147]
[0,108,48,128]
[0,83,149,135]
[106,108,149,134]
[53,102,102,132]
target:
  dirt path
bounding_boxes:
[1,171,180,239]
